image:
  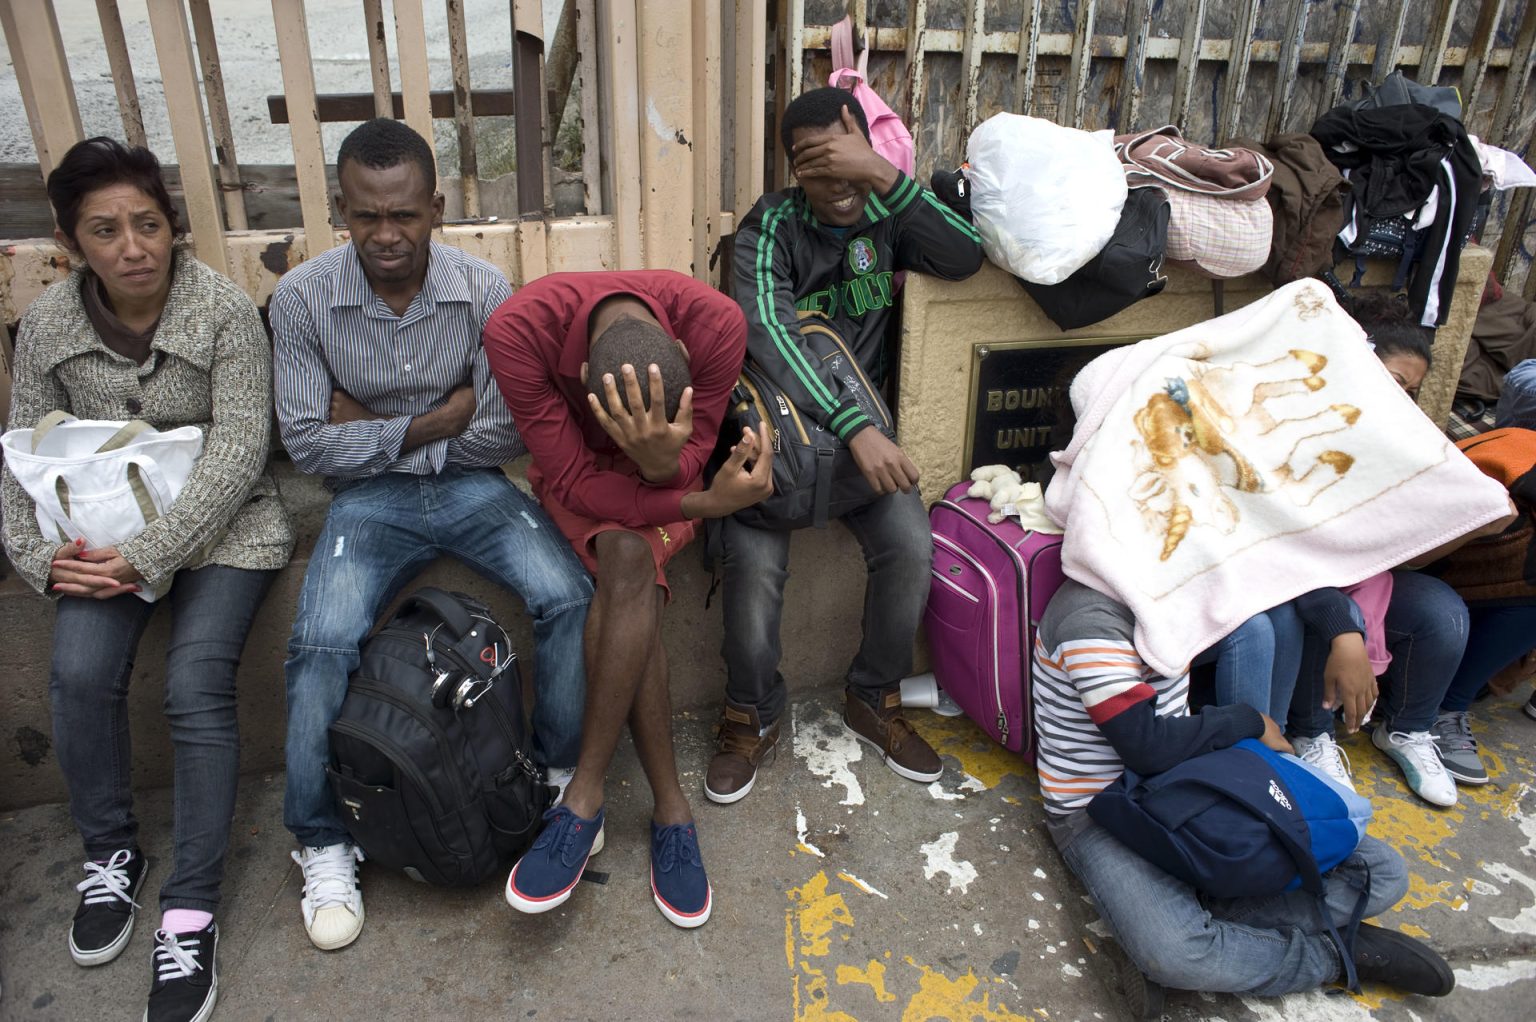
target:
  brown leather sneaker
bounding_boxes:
[704,702,780,804]
[843,689,943,783]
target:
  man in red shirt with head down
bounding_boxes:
[483,270,771,928]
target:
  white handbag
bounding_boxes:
[1,411,204,602]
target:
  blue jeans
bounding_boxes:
[1290,571,1468,737]
[1193,603,1304,721]
[1494,358,1536,429]
[1441,602,1536,711]
[1059,818,1407,996]
[282,468,592,848]
[719,486,932,726]
[50,565,278,912]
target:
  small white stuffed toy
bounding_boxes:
[966,464,1020,500]
[988,479,1034,524]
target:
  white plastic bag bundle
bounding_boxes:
[1,412,203,602]
[966,113,1128,285]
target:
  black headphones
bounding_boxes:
[410,589,516,712]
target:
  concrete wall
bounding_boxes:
[0,462,871,810]
[1,250,1489,810]
[896,252,1490,491]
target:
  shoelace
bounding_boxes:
[531,807,597,867]
[76,849,140,909]
[1435,713,1477,751]
[152,929,203,982]
[1298,735,1351,778]
[290,846,360,909]
[653,826,703,874]
[1383,730,1445,771]
[880,711,920,752]
[718,723,771,759]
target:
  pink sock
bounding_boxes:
[160,909,213,935]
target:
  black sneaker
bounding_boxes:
[146,923,218,1022]
[1351,922,1455,996]
[69,848,149,966]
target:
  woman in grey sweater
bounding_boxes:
[1,137,293,1022]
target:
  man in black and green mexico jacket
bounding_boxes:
[708,87,984,805]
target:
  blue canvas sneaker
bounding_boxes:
[650,821,712,928]
[505,805,604,913]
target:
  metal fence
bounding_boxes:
[781,0,1536,294]
[0,0,769,326]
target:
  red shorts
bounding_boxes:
[527,454,697,597]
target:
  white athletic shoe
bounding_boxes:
[1372,727,1458,807]
[546,767,576,807]
[1290,732,1354,791]
[292,844,365,950]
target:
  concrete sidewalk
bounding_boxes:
[2,687,1534,1022]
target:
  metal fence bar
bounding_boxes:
[511,0,550,215]
[960,0,985,133]
[94,0,146,149]
[0,0,83,183]
[146,0,227,272]
[362,0,392,118]
[638,0,694,272]
[1265,0,1310,139]
[1493,0,1536,144]
[445,0,479,216]
[1461,0,1508,126]
[1372,0,1411,82]
[189,0,248,230]
[577,0,602,214]
[1064,0,1096,128]
[270,0,333,258]
[786,0,804,101]
[1014,0,1042,116]
[1220,0,1262,141]
[1417,0,1460,86]
[599,0,642,267]
[733,0,766,220]
[1118,0,1152,132]
[1170,0,1207,134]
[905,0,928,128]
[1319,0,1362,118]
[692,0,721,278]
[393,0,435,150]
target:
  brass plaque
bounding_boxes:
[963,336,1142,483]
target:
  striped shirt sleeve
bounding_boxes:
[270,281,412,478]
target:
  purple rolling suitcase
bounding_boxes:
[925,480,1066,760]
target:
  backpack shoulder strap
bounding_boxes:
[830,15,857,76]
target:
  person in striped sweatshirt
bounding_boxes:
[1033,577,1454,1001]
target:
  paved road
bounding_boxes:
[2,687,1534,1021]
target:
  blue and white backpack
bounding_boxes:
[1088,738,1375,988]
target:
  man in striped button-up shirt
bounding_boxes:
[270,119,591,953]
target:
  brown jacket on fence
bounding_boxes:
[1,247,294,595]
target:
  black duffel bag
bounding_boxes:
[327,587,550,886]
[727,313,894,530]
[1020,185,1170,330]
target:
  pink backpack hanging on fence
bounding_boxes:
[827,16,915,179]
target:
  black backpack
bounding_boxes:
[1019,186,1170,331]
[327,587,551,886]
[726,313,894,530]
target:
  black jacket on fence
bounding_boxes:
[1311,103,1482,328]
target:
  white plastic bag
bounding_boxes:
[1,412,204,602]
[967,113,1128,285]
